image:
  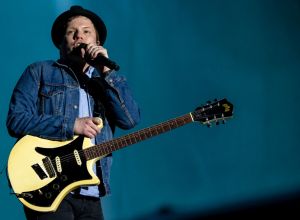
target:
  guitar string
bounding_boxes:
[48,101,224,163]
[46,104,226,169]
[49,115,190,164]
[47,111,225,167]
[47,114,193,167]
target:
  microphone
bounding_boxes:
[76,43,120,71]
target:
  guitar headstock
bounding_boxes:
[192,98,233,126]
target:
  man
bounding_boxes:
[6,5,140,220]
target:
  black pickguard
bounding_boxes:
[20,136,94,207]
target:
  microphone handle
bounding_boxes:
[79,43,120,71]
[93,54,120,71]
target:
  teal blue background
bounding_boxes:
[1,0,300,219]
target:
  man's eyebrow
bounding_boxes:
[66,26,92,29]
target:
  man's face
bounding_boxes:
[60,16,99,57]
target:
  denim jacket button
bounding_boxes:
[74,105,78,109]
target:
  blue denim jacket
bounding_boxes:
[6,60,140,196]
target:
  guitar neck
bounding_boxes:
[84,113,194,160]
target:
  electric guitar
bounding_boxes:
[7,98,233,212]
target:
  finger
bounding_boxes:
[84,44,94,56]
[88,120,101,133]
[88,45,107,58]
[91,49,100,58]
[86,44,99,53]
[80,48,86,57]
[86,126,98,138]
[92,117,103,126]
[85,130,96,139]
[92,47,106,58]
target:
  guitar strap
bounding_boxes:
[74,70,107,125]
[96,161,107,196]
[74,69,110,196]
[73,161,106,196]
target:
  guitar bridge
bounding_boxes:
[31,163,48,180]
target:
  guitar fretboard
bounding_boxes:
[84,113,193,160]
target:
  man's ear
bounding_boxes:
[58,40,67,57]
[58,39,64,50]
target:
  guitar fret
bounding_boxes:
[157,124,164,133]
[121,138,127,147]
[92,149,97,157]
[84,113,194,160]
[135,133,142,141]
[152,127,157,135]
[108,142,113,152]
[130,135,137,144]
[144,128,151,137]
[101,145,107,155]
[153,126,159,135]
[93,148,99,158]
[138,131,146,140]
[114,139,120,151]
[106,142,114,154]
[143,131,148,139]
[136,130,142,140]
[127,136,133,145]
[84,149,89,159]
[163,123,171,131]
[97,148,102,156]
[87,149,92,159]
[114,140,120,151]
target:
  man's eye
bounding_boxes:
[66,30,74,35]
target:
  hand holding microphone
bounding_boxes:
[75,43,120,71]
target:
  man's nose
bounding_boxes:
[74,30,83,40]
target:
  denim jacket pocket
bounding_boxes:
[39,84,66,115]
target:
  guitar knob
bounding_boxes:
[61,175,68,182]
[53,184,60,190]
[45,192,52,199]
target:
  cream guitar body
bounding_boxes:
[7,98,233,213]
[7,135,103,212]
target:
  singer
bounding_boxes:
[6,5,140,220]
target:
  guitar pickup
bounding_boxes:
[42,157,56,178]
[31,163,48,180]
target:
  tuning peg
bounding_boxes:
[207,100,212,104]
[206,118,212,127]
[214,98,218,102]
[222,120,226,124]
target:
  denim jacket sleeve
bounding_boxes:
[102,70,140,130]
[6,64,75,140]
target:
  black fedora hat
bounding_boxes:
[51,5,107,48]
